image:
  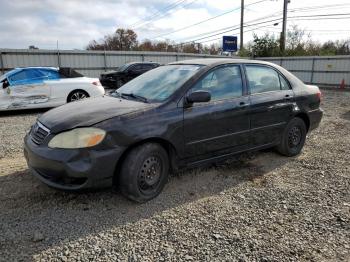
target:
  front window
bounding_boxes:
[191,65,243,101]
[114,64,203,102]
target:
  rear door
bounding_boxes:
[183,64,250,159]
[244,64,294,147]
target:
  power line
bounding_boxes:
[169,4,350,43]
[197,15,350,44]
[289,3,350,13]
[129,0,187,28]
[152,0,269,40]
[175,12,350,46]
[133,0,198,29]
[175,10,283,43]
[198,23,282,44]
[175,17,284,46]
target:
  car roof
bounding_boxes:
[170,58,274,67]
[130,62,159,65]
[14,67,58,71]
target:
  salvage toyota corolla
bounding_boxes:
[24,59,323,202]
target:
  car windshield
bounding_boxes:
[113,64,203,102]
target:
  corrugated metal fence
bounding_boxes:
[258,55,350,88]
[0,49,225,78]
[0,49,349,88]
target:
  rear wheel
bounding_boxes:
[67,90,89,102]
[118,143,169,203]
[277,117,307,156]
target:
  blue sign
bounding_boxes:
[222,36,238,52]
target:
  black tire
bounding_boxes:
[118,143,169,203]
[67,90,89,103]
[277,117,307,156]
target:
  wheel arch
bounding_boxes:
[294,112,310,132]
[112,137,179,186]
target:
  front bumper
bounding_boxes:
[24,134,123,191]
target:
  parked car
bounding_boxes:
[99,62,160,89]
[24,59,323,202]
[0,67,104,111]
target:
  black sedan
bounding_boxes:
[99,62,160,89]
[24,58,323,202]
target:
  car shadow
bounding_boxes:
[0,150,291,260]
[341,111,350,121]
[0,108,50,117]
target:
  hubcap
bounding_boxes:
[139,156,162,191]
[70,92,87,101]
[288,126,302,148]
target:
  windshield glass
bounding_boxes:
[114,64,203,102]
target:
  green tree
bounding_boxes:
[249,33,280,57]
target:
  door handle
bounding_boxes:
[239,101,248,108]
[284,94,293,101]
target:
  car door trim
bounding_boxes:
[250,121,286,131]
[186,128,250,146]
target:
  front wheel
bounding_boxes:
[276,117,307,156]
[118,143,169,203]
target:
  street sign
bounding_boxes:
[222,36,238,52]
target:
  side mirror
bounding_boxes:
[186,90,211,104]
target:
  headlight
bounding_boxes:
[48,128,106,149]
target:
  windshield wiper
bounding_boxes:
[120,93,149,103]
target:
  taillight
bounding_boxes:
[316,91,322,101]
[92,81,101,86]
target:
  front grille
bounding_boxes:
[31,122,50,145]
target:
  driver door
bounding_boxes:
[6,69,51,109]
[183,64,250,160]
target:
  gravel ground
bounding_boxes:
[0,90,349,261]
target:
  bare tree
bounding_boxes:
[87,28,138,51]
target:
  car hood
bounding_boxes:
[39,96,155,133]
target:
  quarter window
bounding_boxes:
[246,65,282,94]
[279,74,290,90]
[192,65,243,101]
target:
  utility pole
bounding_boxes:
[240,0,244,51]
[280,0,289,53]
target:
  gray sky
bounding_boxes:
[0,0,349,50]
